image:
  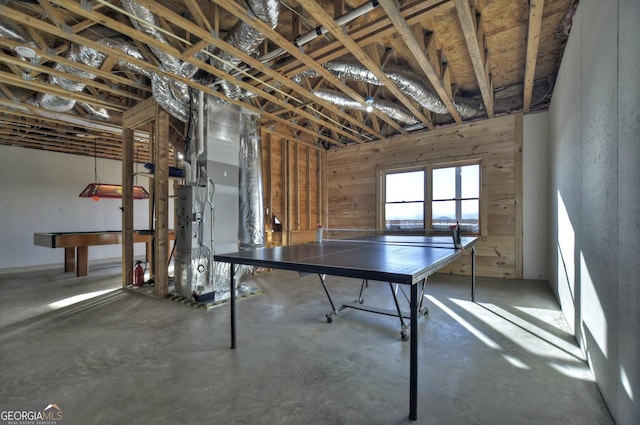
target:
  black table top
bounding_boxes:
[215,236,477,284]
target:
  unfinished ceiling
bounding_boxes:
[0,0,575,160]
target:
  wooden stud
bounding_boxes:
[523,0,545,112]
[153,108,170,296]
[122,127,134,287]
[514,113,523,279]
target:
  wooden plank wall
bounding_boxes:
[326,114,523,279]
[262,131,326,247]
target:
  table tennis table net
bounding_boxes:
[319,228,466,250]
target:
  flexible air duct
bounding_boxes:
[151,71,188,122]
[99,38,153,78]
[314,89,419,125]
[36,44,110,120]
[208,0,279,100]
[0,13,40,62]
[122,0,213,121]
[121,0,180,73]
[292,60,484,121]
[238,111,265,251]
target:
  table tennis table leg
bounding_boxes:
[409,280,419,420]
[471,246,476,302]
[230,263,236,349]
[389,283,409,341]
[317,274,339,322]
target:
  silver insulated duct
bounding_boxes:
[122,0,198,122]
[209,0,279,99]
[36,44,111,120]
[314,89,419,125]
[293,61,484,121]
[238,111,265,250]
[0,13,40,62]
[175,97,262,300]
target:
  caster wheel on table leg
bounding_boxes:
[401,332,409,341]
[326,316,333,323]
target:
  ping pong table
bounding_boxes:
[214,234,477,421]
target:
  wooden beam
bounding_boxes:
[183,0,213,32]
[282,139,289,246]
[209,0,401,137]
[514,113,523,278]
[298,0,430,128]
[453,0,494,117]
[292,5,302,41]
[122,126,134,287]
[275,0,453,79]
[0,38,152,94]
[523,0,545,112]
[36,0,65,27]
[0,70,127,111]
[154,108,170,296]
[2,3,341,147]
[0,53,144,101]
[379,0,460,124]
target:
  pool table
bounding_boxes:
[34,230,175,277]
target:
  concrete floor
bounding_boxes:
[0,261,615,425]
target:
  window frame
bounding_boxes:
[382,167,426,230]
[376,159,482,235]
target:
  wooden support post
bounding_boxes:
[282,139,289,246]
[514,113,523,279]
[122,127,134,287]
[154,108,170,297]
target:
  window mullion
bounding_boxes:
[455,166,462,221]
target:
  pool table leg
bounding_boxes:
[64,248,75,273]
[77,246,89,277]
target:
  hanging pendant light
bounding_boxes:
[79,139,149,200]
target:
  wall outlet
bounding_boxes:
[508,253,516,262]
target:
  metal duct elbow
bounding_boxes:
[170,51,207,103]
[151,71,188,122]
[238,111,265,251]
[453,96,485,118]
[78,102,111,121]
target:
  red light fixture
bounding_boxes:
[79,183,149,200]
[79,139,149,200]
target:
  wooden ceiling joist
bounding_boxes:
[523,0,545,112]
[0,0,572,157]
[379,0,459,125]
[453,0,494,117]
[210,0,404,137]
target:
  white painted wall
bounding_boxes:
[0,145,165,269]
[522,111,549,280]
[548,1,640,424]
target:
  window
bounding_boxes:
[432,164,479,233]
[380,162,480,234]
[384,170,424,230]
